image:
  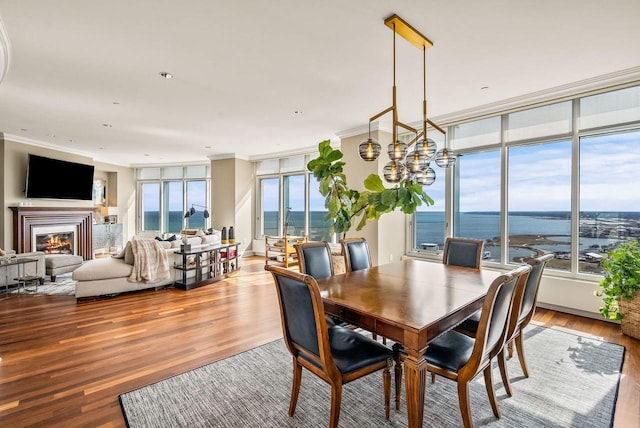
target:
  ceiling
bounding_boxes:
[0,1,639,167]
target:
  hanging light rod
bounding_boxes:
[383,14,433,50]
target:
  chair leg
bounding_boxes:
[383,360,391,419]
[497,348,513,397]
[372,332,378,341]
[329,383,343,428]
[431,372,436,383]
[394,352,403,410]
[514,332,529,377]
[289,360,302,416]
[507,339,514,358]
[51,275,56,282]
[483,365,501,418]
[457,381,474,428]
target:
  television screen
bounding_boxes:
[25,154,95,200]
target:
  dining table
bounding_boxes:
[315,258,503,428]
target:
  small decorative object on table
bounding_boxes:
[221,227,228,244]
[229,226,235,243]
[180,236,191,253]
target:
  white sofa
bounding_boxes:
[0,250,45,288]
[72,232,221,298]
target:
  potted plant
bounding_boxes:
[595,239,640,339]
[307,140,433,238]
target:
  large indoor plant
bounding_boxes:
[595,239,640,339]
[307,140,434,238]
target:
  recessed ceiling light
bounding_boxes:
[20,128,27,131]
[99,147,105,150]
[68,139,73,143]
[481,86,489,90]
[159,72,173,79]
[144,154,150,157]
[46,133,55,137]
[204,145,212,149]
[294,110,304,115]
[102,123,112,127]
[113,101,120,105]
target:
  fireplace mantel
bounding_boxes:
[11,206,94,260]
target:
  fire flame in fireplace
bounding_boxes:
[36,233,74,254]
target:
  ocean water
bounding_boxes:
[143,210,639,258]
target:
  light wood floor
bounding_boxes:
[1,256,638,427]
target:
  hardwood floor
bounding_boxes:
[1,256,638,427]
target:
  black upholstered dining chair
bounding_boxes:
[266,265,393,428]
[295,241,334,279]
[442,237,485,269]
[423,265,531,428]
[340,237,372,273]
[456,253,554,396]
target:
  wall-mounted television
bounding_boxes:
[25,154,95,200]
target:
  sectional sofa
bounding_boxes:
[72,232,221,298]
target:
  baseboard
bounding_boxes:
[537,302,619,324]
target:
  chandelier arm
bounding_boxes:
[426,119,446,135]
[396,121,418,134]
[369,105,394,122]
[407,131,424,148]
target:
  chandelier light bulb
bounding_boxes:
[383,160,405,183]
[435,148,457,168]
[387,141,407,161]
[358,138,381,161]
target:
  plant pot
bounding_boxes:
[619,292,640,340]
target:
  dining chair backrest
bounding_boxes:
[518,253,554,325]
[295,241,335,279]
[266,265,335,373]
[340,237,372,272]
[469,265,531,367]
[442,237,484,269]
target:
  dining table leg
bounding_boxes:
[403,353,427,428]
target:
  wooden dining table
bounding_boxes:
[315,258,503,428]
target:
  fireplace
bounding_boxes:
[33,225,78,255]
[11,207,94,260]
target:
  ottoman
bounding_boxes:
[45,254,84,281]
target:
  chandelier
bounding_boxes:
[358,14,456,184]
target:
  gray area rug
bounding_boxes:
[7,273,75,296]
[119,326,624,427]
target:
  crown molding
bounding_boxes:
[430,66,640,126]
[335,67,640,138]
[207,153,250,161]
[335,121,393,140]
[3,133,95,158]
[246,138,341,162]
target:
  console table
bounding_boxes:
[174,243,240,290]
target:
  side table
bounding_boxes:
[1,257,39,294]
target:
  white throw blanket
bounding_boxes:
[128,240,171,283]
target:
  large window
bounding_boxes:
[141,182,160,231]
[259,177,280,236]
[414,167,446,251]
[579,130,640,274]
[256,156,331,241]
[137,166,210,234]
[409,84,640,279]
[454,149,501,261]
[508,141,572,270]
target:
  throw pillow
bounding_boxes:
[0,248,5,257]
[111,247,126,259]
[155,234,177,242]
[124,242,134,265]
